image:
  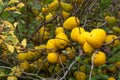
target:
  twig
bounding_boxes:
[23,72,46,80]
[96,21,107,28]
[89,50,98,80]
[0,66,11,70]
[60,60,77,80]
[28,13,59,42]
[103,36,120,46]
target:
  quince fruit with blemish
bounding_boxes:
[63,16,80,30]
[91,51,106,66]
[75,71,86,80]
[105,35,119,47]
[55,33,69,49]
[71,27,85,41]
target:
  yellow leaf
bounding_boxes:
[2,20,15,31]
[13,22,18,28]
[14,11,21,15]
[6,44,14,53]
[7,76,17,80]
[4,6,17,11]
[8,0,19,5]
[0,0,3,5]
[21,39,27,48]
[17,2,25,9]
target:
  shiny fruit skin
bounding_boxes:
[92,51,106,66]
[55,33,69,49]
[48,1,59,11]
[63,16,80,30]
[108,77,116,80]
[62,10,70,19]
[71,27,85,41]
[83,42,95,54]
[45,13,53,21]
[47,52,58,63]
[77,32,90,45]
[55,27,65,35]
[87,32,103,48]
[46,39,57,53]
[91,28,106,42]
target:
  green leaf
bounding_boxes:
[0,71,5,77]
[75,57,81,62]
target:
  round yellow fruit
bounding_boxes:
[46,39,57,53]
[105,35,120,47]
[48,1,59,11]
[34,44,46,53]
[57,53,67,64]
[108,65,116,73]
[71,27,85,41]
[7,76,17,80]
[105,15,110,21]
[91,28,106,42]
[26,51,39,60]
[45,13,53,21]
[87,31,103,48]
[39,26,49,31]
[77,32,90,45]
[41,7,49,13]
[79,65,86,72]
[60,1,73,12]
[75,71,86,80]
[20,61,30,71]
[55,33,69,49]
[108,77,116,80]
[92,51,106,66]
[47,52,58,63]
[65,47,75,59]
[39,30,50,41]
[55,27,65,35]
[107,16,117,27]
[83,42,95,54]
[17,53,27,61]
[62,10,70,19]
[115,61,120,68]
[63,16,80,30]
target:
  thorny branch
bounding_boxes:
[60,60,77,80]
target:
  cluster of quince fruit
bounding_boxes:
[1,0,120,80]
